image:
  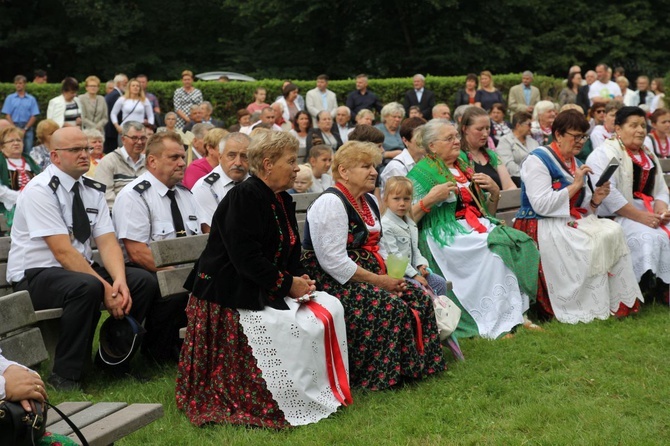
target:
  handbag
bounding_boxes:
[0,400,89,446]
[429,292,461,341]
[0,399,46,446]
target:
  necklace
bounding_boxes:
[549,141,576,175]
[6,157,30,189]
[651,130,670,158]
[275,194,297,246]
[335,182,375,226]
[450,165,468,184]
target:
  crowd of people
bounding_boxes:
[0,62,669,432]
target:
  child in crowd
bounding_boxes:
[288,164,313,194]
[381,176,448,295]
[306,144,333,192]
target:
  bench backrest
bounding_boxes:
[496,188,521,226]
[293,192,321,240]
[0,290,49,367]
[149,234,209,298]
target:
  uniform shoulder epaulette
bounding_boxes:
[82,176,107,192]
[204,172,220,186]
[48,176,60,192]
[133,180,151,195]
[176,182,192,193]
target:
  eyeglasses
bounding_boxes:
[123,135,148,143]
[55,147,94,154]
[2,138,22,145]
[565,132,589,142]
[594,110,606,114]
[435,135,461,144]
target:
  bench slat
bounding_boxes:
[498,189,521,211]
[71,403,163,446]
[47,402,94,426]
[150,234,208,268]
[49,402,127,436]
[0,236,10,262]
[0,327,48,368]
[0,290,36,335]
[156,266,192,298]
[659,158,670,172]
[292,192,321,212]
[35,308,64,321]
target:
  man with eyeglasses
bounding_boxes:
[94,121,148,210]
[6,127,158,390]
[112,132,200,362]
[191,132,250,233]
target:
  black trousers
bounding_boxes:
[15,266,156,381]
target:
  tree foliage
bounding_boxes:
[0,0,668,82]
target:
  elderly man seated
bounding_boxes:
[192,132,251,233]
[94,121,148,210]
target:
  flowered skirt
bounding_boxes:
[301,249,446,391]
[176,293,349,428]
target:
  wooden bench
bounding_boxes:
[496,188,521,226]
[149,235,209,339]
[0,290,163,446]
[46,401,163,446]
[0,290,49,368]
[293,192,321,240]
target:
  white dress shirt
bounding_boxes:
[191,165,249,227]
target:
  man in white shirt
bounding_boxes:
[113,131,200,362]
[380,117,427,193]
[248,107,283,133]
[332,106,352,144]
[589,63,623,106]
[306,74,338,126]
[8,127,156,390]
[94,121,147,210]
[432,103,452,122]
[307,145,334,192]
[192,132,250,233]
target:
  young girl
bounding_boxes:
[381,176,448,296]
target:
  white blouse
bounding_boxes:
[307,192,385,285]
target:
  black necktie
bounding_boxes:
[166,189,187,237]
[72,182,90,243]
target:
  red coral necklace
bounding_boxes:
[336,182,375,226]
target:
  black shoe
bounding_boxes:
[47,373,81,392]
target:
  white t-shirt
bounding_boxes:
[588,81,622,105]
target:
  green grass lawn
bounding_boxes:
[46,303,670,445]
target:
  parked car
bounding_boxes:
[195,71,256,82]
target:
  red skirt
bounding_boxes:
[175,296,289,429]
[513,218,554,320]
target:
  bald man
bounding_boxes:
[7,127,157,391]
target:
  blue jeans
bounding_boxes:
[15,122,34,155]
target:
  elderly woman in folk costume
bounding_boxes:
[587,106,670,306]
[407,119,540,340]
[514,109,642,322]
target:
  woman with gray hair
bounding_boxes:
[177,131,349,428]
[408,119,540,339]
[375,102,405,164]
[83,128,105,176]
[530,100,558,145]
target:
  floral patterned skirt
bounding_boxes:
[175,297,289,429]
[301,249,446,390]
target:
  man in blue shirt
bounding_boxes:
[346,74,383,124]
[1,75,40,154]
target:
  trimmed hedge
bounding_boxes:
[0,74,564,128]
